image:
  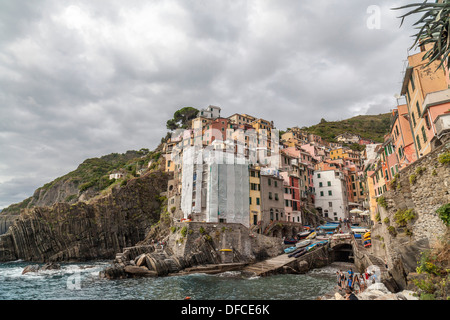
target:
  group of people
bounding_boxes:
[336,267,378,300]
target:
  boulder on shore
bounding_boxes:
[22,262,61,275]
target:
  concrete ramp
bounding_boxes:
[243,254,298,277]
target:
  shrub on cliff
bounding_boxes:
[438,152,450,165]
[377,196,388,209]
[414,241,450,300]
[436,203,450,226]
[394,209,416,227]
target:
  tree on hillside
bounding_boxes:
[166,107,199,130]
[393,1,450,70]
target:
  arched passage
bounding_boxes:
[332,243,354,263]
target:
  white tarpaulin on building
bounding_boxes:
[207,163,249,227]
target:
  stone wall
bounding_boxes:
[371,143,449,289]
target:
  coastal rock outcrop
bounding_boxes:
[0,172,168,262]
[321,282,419,300]
[100,221,284,279]
[22,262,61,274]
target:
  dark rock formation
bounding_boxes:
[0,171,168,262]
[0,215,19,235]
[22,262,61,274]
[100,222,285,279]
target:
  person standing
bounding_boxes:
[339,270,346,289]
[336,271,341,289]
[370,271,378,284]
[353,273,361,293]
[359,274,366,292]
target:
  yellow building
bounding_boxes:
[249,167,262,227]
[330,147,346,160]
[400,44,448,158]
[364,163,378,222]
[228,113,256,125]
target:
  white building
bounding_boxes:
[313,170,349,221]
[197,105,221,119]
[179,146,250,227]
[109,171,124,180]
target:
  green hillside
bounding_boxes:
[1,148,162,215]
[303,113,391,144]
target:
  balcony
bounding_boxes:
[434,113,450,137]
[422,88,450,117]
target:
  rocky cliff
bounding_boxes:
[371,143,449,290]
[0,171,168,262]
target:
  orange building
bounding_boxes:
[400,44,448,158]
[390,105,417,170]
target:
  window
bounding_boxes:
[327,181,331,186]
[385,170,389,181]
[410,73,415,91]
[320,191,324,197]
[249,197,252,205]
[274,181,278,187]
[412,112,416,127]
[425,115,431,129]
[416,101,421,117]
[275,193,279,201]
[319,182,323,187]
[416,135,422,150]
[329,202,333,207]
[317,173,321,178]
[422,126,427,142]
[268,179,271,186]
[328,190,332,196]
[268,192,272,200]
[256,198,260,205]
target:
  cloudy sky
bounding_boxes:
[0,0,420,209]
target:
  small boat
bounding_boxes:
[306,232,317,239]
[306,243,318,251]
[297,231,311,239]
[284,246,297,254]
[283,238,298,245]
[288,247,305,258]
[295,239,312,248]
[293,249,307,258]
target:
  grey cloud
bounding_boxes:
[0,0,419,208]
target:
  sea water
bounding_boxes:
[0,261,351,300]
